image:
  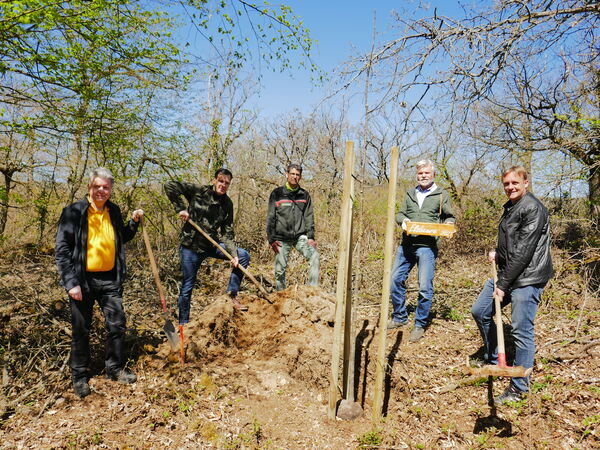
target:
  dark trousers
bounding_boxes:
[70,273,126,382]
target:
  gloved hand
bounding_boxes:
[270,241,282,254]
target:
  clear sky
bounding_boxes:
[247,1,471,120]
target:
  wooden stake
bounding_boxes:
[328,141,355,419]
[372,146,399,420]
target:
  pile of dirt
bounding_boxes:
[151,286,336,391]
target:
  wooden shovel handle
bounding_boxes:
[186,218,270,299]
[141,217,168,314]
[492,261,507,367]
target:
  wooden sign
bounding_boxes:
[405,221,456,238]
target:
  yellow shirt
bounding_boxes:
[86,199,116,272]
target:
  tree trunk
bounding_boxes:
[0,170,14,237]
[589,164,600,227]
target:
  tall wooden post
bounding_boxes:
[371,146,399,420]
[328,141,355,419]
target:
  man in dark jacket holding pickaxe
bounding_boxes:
[55,168,143,398]
[164,168,250,318]
[471,165,553,405]
[266,164,319,291]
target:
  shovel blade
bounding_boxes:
[163,317,180,350]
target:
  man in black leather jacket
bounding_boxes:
[471,165,553,405]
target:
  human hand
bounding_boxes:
[488,251,497,262]
[493,287,505,300]
[68,285,82,301]
[270,241,281,254]
[131,209,144,222]
[230,256,239,268]
[401,218,411,231]
[307,239,317,249]
[178,210,190,221]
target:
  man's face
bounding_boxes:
[88,177,112,208]
[416,166,434,188]
[286,169,302,188]
[502,171,529,204]
[213,173,232,195]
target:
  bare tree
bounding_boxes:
[342,0,600,223]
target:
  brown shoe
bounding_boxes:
[231,297,248,311]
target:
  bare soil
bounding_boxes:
[0,246,598,449]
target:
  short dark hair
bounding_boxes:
[214,168,233,180]
[286,164,302,174]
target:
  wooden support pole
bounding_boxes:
[342,164,355,401]
[328,141,355,419]
[371,146,399,420]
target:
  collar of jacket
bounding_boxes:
[502,191,533,211]
[406,185,442,201]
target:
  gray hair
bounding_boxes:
[88,167,115,186]
[416,159,436,174]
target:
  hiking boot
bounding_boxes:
[73,379,91,398]
[386,319,407,330]
[494,384,526,405]
[107,368,137,384]
[409,326,425,342]
[230,296,248,311]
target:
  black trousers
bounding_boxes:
[69,272,126,381]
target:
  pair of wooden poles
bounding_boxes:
[327,143,399,420]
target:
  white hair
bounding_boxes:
[88,167,115,186]
[416,159,436,174]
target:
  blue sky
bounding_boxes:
[248,1,471,119]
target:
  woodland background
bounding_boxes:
[0,1,599,448]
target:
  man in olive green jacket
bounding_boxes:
[388,160,455,342]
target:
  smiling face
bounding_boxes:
[416,165,434,189]
[502,171,529,204]
[88,176,113,209]
[286,168,302,189]
[212,173,232,196]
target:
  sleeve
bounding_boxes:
[164,180,194,213]
[220,199,238,257]
[55,207,80,291]
[496,204,546,291]
[304,192,315,240]
[441,191,456,224]
[117,206,139,244]
[266,189,278,243]
[395,195,409,226]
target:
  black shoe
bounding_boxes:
[494,384,526,405]
[409,326,425,342]
[107,368,137,384]
[73,379,91,398]
[386,319,407,330]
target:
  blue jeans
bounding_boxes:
[390,243,437,328]
[178,245,250,324]
[471,279,545,392]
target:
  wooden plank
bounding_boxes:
[405,221,456,237]
[372,146,399,420]
[328,141,355,419]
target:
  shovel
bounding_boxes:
[186,218,272,301]
[141,217,179,350]
[469,261,532,378]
